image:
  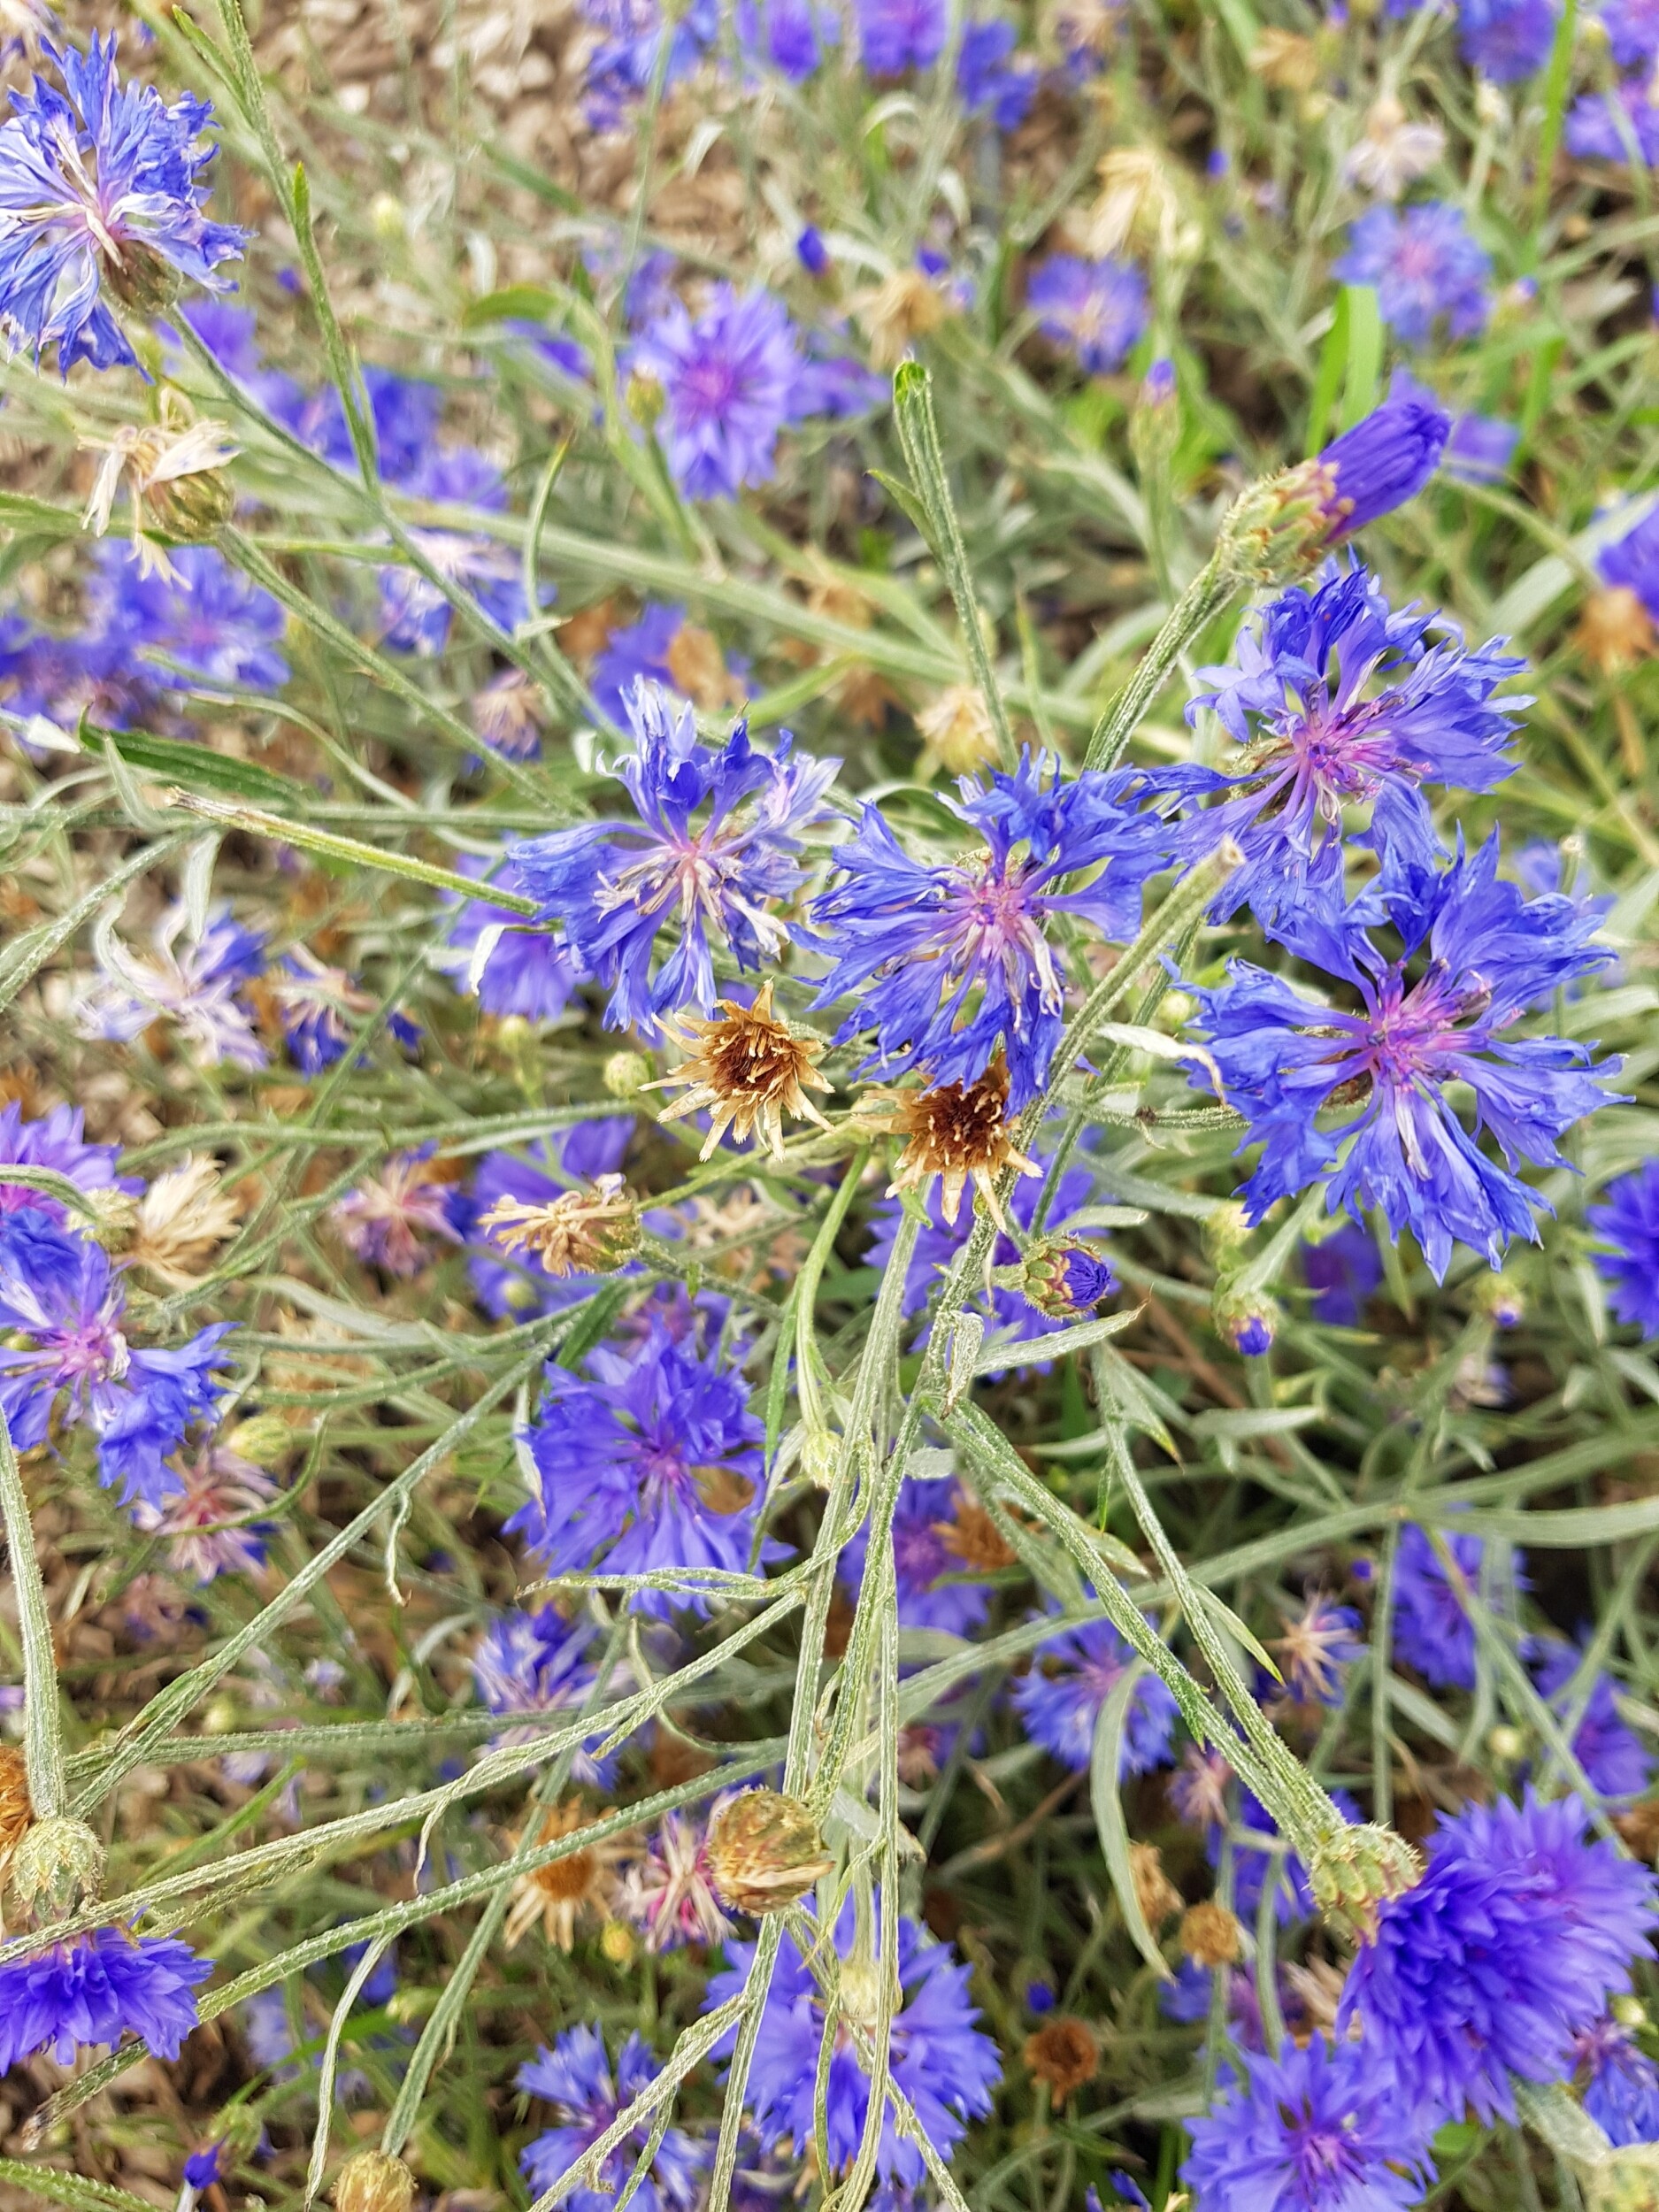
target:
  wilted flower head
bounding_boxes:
[504,1801,629,1951]
[127,1154,241,1287]
[704,1789,833,1916]
[1012,1612,1179,1775]
[1025,252,1148,374]
[1334,202,1494,348]
[0,34,244,373]
[273,947,418,1075]
[1271,1594,1365,1706]
[1170,1744,1234,1832]
[472,665,546,760]
[856,264,953,367]
[509,681,839,1035]
[0,1925,210,2070]
[1345,93,1448,198]
[650,981,832,1159]
[129,1440,275,1582]
[331,1148,461,1278]
[864,1056,1041,1229]
[1182,2032,1433,2211]
[518,2024,706,2212]
[480,1174,641,1278]
[81,404,237,576]
[626,286,802,500]
[79,901,266,1070]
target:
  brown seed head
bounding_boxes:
[1617,1800,1659,1863]
[1179,1900,1242,1967]
[864,1054,1040,1228]
[480,1174,641,1277]
[649,983,833,1160]
[705,1789,834,1916]
[1128,1840,1181,1929]
[1578,586,1655,674]
[664,623,738,710]
[857,269,951,368]
[1024,2016,1100,2100]
[332,2149,417,2212]
[937,1491,1017,1573]
[0,1745,32,1872]
[1249,27,1320,90]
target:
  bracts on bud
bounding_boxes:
[1308,1819,1424,1940]
[704,1789,833,1916]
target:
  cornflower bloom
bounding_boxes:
[858,0,949,72]
[1391,1522,1524,1690]
[79,900,266,1070]
[442,853,582,1022]
[1333,203,1493,347]
[1576,2016,1659,2146]
[0,35,244,373]
[1271,1594,1365,1706]
[128,1440,276,1582]
[0,1208,233,1506]
[472,1605,616,1782]
[956,20,1038,128]
[509,681,840,1035]
[1025,253,1148,373]
[1457,0,1560,77]
[1186,835,1620,1280]
[330,1148,462,1278]
[1012,1614,1179,1775]
[508,1316,773,1617]
[1590,1161,1659,1338]
[1302,1219,1384,1324]
[621,1812,735,1950]
[810,751,1167,1111]
[273,947,419,1074]
[1531,1638,1654,1800]
[1182,2034,1432,2211]
[737,0,830,77]
[838,1478,1007,1637]
[627,287,802,500]
[590,603,684,722]
[378,448,538,654]
[1339,1789,1659,2124]
[1565,81,1659,163]
[1168,560,1525,932]
[0,1926,210,2069]
[706,1899,1002,2190]
[518,2025,706,2212]
[1597,507,1659,620]
[1602,0,1659,65]
[91,542,288,695]
[0,1101,131,1225]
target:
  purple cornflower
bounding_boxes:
[839,1478,1002,1636]
[330,1148,461,1278]
[92,544,288,695]
[621,1811,734,1950]
[0,1102,132,1225]
[1599,508,1659,620]
[508,1316,772,1617]
[509,681,839,1036]
[1565,80,1659,164]
[1271,1594,1365,1706]
[1591,1160,1659,1338]
[472,1604,614,1780]
[518,2024,706,2212]
[590,603,685,722]
[181,2142,226,2192]
[0,1925,210,2069]
[1182,2034,1432,2212]
[79,901,266,1071]
[1391,1523,1511,1691]
[1310,390,1452,541]
[272,948,418,1075]
[627,287,802,500]
[1457,0,1560,77]
[1602,0,1659,65]
[379,448,538,653]
[472,667,545,761]
[1576,2016,1659,2145]
[128,1441,276,1582]
[789,328,888,420]
[810,751,1166,1111]
[1170,1743,1233,1832]
[1026,254,1148,374]
[580,2,718,133]
[859,0,949,73]
[957,20,1038,128]
[1302,1219,1384,1325]
[1012,1614,1178,1775]
[1334,203,1494,348]
[1339,1789,1659,2125]
[1532,1638,1654,1800]
[0,610,162,743]
[1169,560,1525,933]
[738,0,830,75]
[796,224,831,277]
[706,1899,1002,2190]
[1446,411,1521,486]
[1186,835,1620,1281]
[0,1208,232,1504]
[443,853,582,1022]
[0,35,244,373]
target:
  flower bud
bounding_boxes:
[1179,1900,1241,1966]
[600,1916,637,1967]
[221,1412,296,1468]
[1020,1235,1118,1321]
[1487,1723,1526,1762]
[800,1425,840,1487]
[104,241,183,316]
[7,1815,105,1922]
[603,1049,652,1100]
[1214,1285,1278,1357]
[332,2149,416,2212]
[705,1790,833,1916]
[85,1185,142,1255]
[626,372,665,430]
[144,465,236,541]
[1308,1820,1423,1939]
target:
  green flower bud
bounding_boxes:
[7,1816,105,1922]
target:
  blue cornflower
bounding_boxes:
[1339,1789,1659,2125]
[508,1315,774,1617]
[0,1101,133,1225]
[738,0,831,75]
[1599,509,1659,620]
[0,1208,233,1505]
[1011,1614,1178,1776]
[580,2,717,132]
[1532,1638,1654,1801]
[181,2142,225,2192]
[957,20,1038,128]
[1390,1523,1520,1691]
[272,947,418,1076]
[839,1478,1003,1637]
[509,681,839,1036]
[1302,1219,1384,1324]
[796,224,831,277]
[790,329,888,420]
[1590,1160,1659,1338]
[1272,1594,1365,1706]
[519,2024,706,2212]
[1334,203,1494,348]
[1182,2033,1433,2212]
[472,1604,615,1780]
[627,286,802,500]
[1457,0,1560,78]
[1169,560,1525,932]
[706,1899,1002,2190]
[0,35,244,373]
[1577,2017,1659,2146]
[0,608,162,742]
[380,448,538,653]
[810,752,1167,1112]
[590,603,686,722]
[1565,80,1659,164]
[0,1928,209,2069]
[1603,0,1659,65]
[1308,389,1452,542]
[443,852,582,1021]
[859,0,949,73]
[1186,835,1621,1280]
[92,543,289,696]
[1446,411,1521,486]
[1026,254,1148,375]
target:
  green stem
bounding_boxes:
[1083,556,1240,772]
[0,1408,65,1821]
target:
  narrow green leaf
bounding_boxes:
[1338,285,1383,432]
[1306,290,1349,457]
[86,724,303,808]
[1090,1661,1173,1979]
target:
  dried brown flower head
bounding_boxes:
[1617,1800,1659,1862]
[1083,148,1186,259]
[504,1801,628,1951]
[1128,1839,1181,1929]
[705,1789,833,1916]
[857,268,951,368]
[665,622,739,710]
[333,2150,417,2212]
[916,684,999,777]
[1179,1900,1242,1967]
[649,982,833,1160]
[863,1055,1039,1228]
[81,393,237,577]
[938,1490,1017,1573]
[0,1745,32,1878]
[1249,27,1320,92]
[127,1154,243,1287]
[1024,2016,1100,2100]
[480,1173,641,1277]
[1578,586,1655,674]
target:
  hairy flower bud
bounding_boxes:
[1308,1820,1423,1939]
[7,1815,105,1922]
[332,2149,417,2212]
[1019,1235,1118,1320]
[603,1049,653,1100]
[706,1790,833,1916]
[1214,1284,1278,1357]
[144,464,236,541]
[221,1412,296,1468]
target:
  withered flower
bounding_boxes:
[1024,2015,1101,2100]
[127,1154,243,1287]
[862,1054,1039,1228]
[503,1801,629,1952]
[649,982,833,1160]
[480,1173,641,1277]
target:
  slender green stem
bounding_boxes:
[0,1408,65,1821]
[1083,557,1240,772]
